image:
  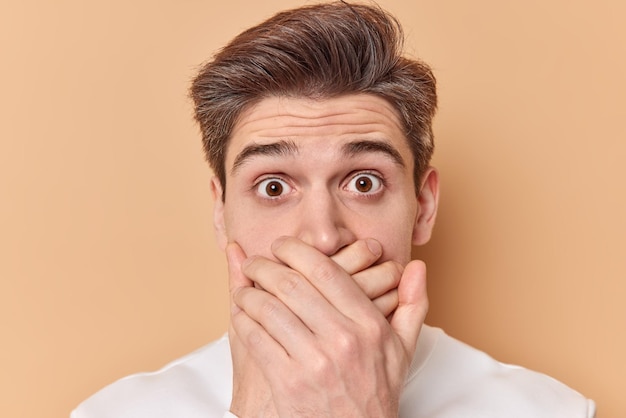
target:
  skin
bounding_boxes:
[211,94,439,417]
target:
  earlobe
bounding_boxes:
[412,167,440,246]
[210,177,228,251]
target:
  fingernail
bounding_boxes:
[366,238,382,257]
[241,256,253,271]
[271,236,287,251]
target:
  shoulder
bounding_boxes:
[71,335,232,418]
[401,325,595,418]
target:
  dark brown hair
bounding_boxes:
[190,1,437,196]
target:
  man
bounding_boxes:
[72,2,595,417]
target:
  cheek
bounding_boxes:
[224,205,288,259]
[370,203,417,264]
[373,225,414,265]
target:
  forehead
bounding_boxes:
[225,94,412,170]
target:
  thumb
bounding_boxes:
[389,259,429,356]
[226,242,252,314]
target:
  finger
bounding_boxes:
[330,238,382,275]
[232,283,314,355]
[240,254,343,337]
[229,295,289,371]
[371,289,398,318]
[226,242,257,368]
[226,242,252,316]
[352,260,402,300]
[227,242,252,292]
[389,260,429,356]
[228,245,301,364]
[271,236,375,319]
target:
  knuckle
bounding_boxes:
[364,316,389,343]
[310,353,333,381]
[277,271,301,295]
[311,261,339,283]
[334,330,360,357]
[260,299,280,319]
[246,329,263,347]
[282,369,310,396]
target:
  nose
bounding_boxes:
[296,189,356,256]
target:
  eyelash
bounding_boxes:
[253,176,293,200]
[343,171,386,197]
[252,171,386,200]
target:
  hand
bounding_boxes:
[227,244,274,417]
[228,237,428,417]
[226,238,403,417]
[331,239,404,318]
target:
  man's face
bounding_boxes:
[212,94,438,265]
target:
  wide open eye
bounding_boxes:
[346,173,383,194]
[256,178,293,198]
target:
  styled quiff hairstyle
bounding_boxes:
[191,1,437,196]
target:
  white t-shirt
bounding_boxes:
[71,325,595,418]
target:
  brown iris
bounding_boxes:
[265,180,283,196]
[355,176,373,192]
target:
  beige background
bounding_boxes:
[1,0,624,417]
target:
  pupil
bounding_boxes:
[266,181,283,196]
[356,176,372,192]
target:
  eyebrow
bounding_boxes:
[342,140,406,167]
[232,140,299,173]
[230,138,405,174]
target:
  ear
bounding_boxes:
[210,176,228,251]
[412,167,440,246]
